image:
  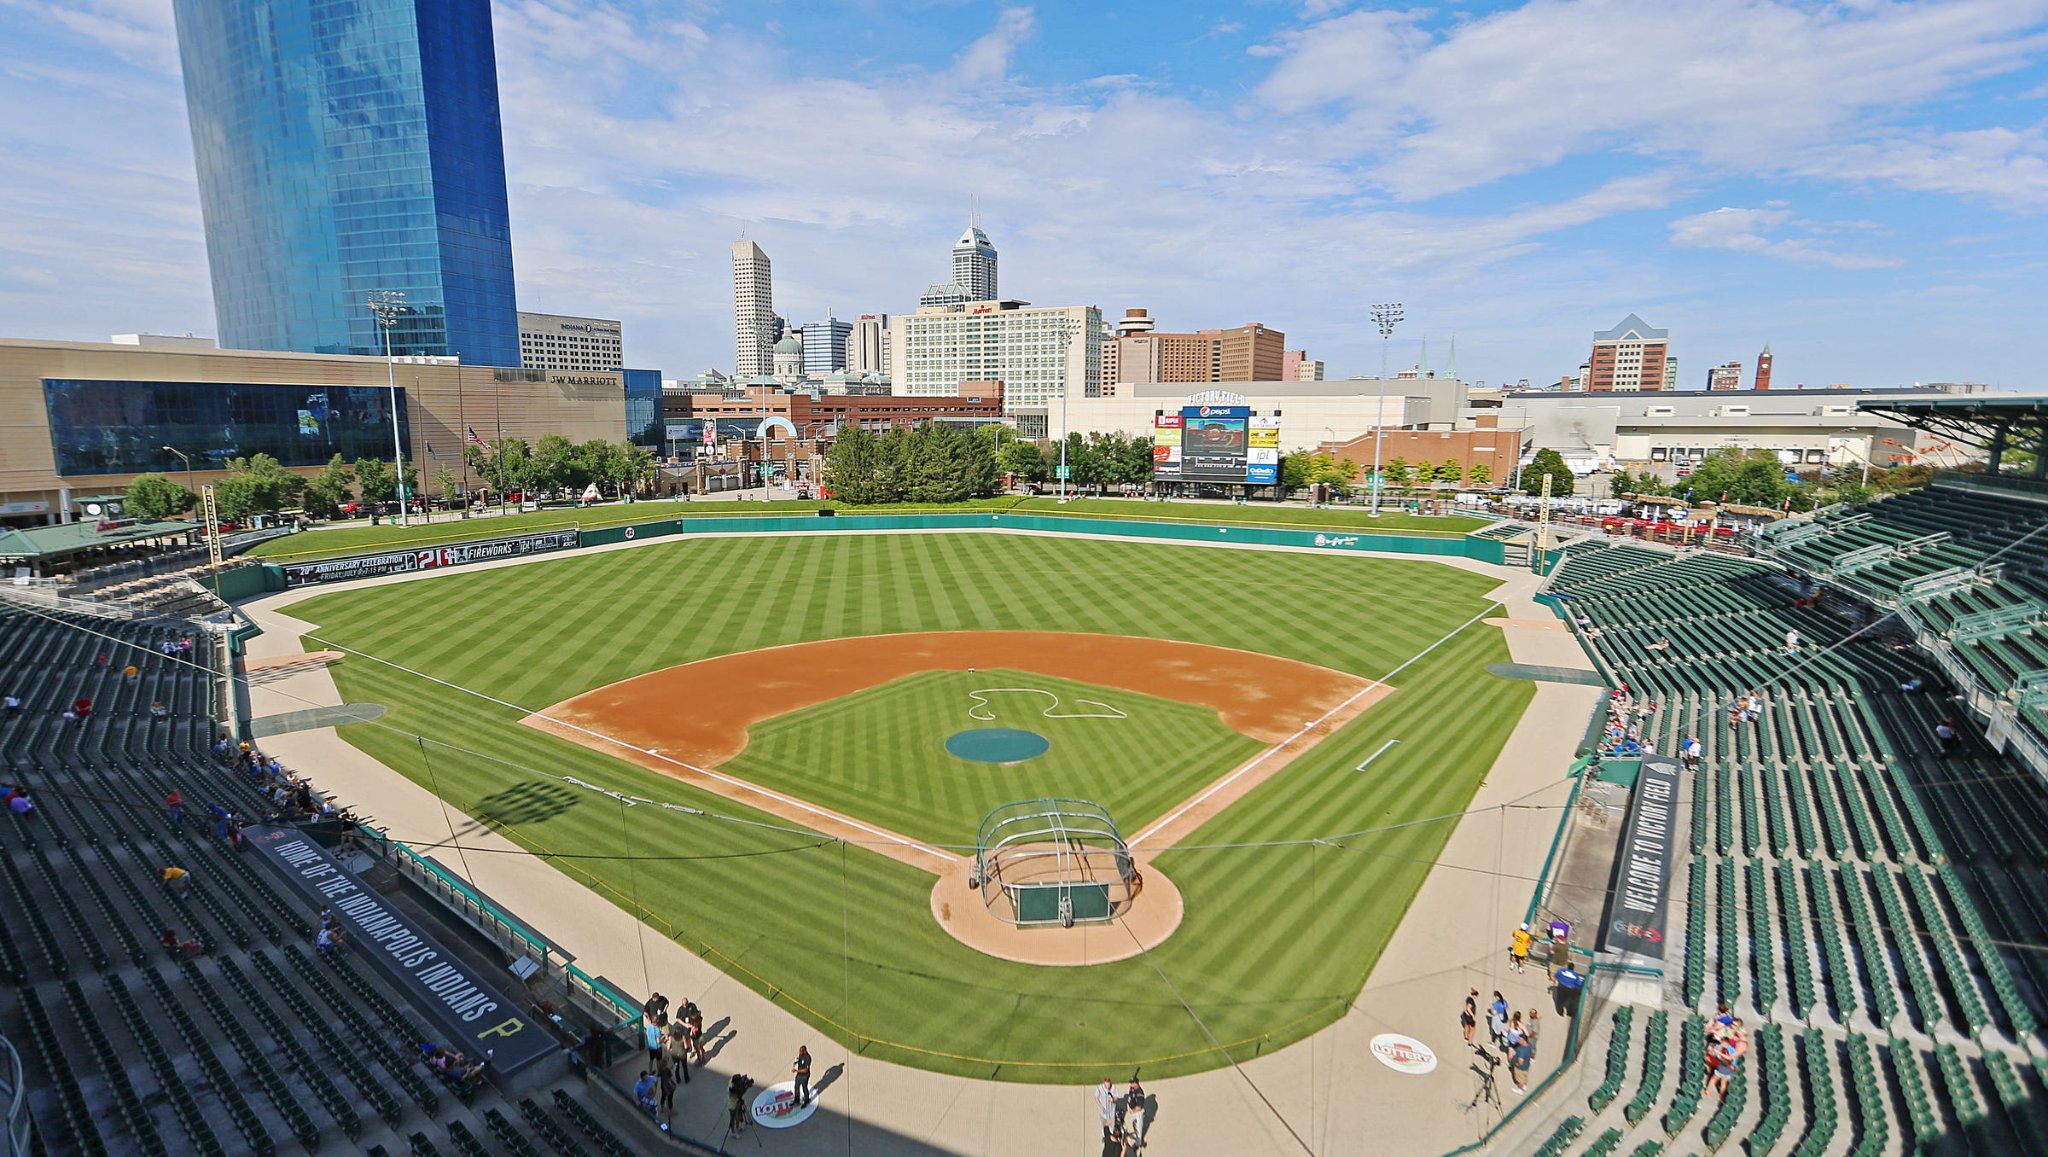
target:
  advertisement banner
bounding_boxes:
[1180,404,1250,482]
[281,529,582,588]
[1600,753,1680,960]
[1152,415,1184,480]
[247,829,557,1074]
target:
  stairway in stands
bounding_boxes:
[1509,523,2048,1156]
[0,610,639,1156]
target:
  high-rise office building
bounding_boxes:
[172,0,520,364]
[1755,344,1774,391]
[1100,311,1286,385]
[847,314,890,375]
[1283,351,1326,381]
[800,316,853,376]
[1707,361,1743,391]
[891,300,1101,413]
[1585,314,1670,391]
[518,312,623,372]
[951,225,999,301]
[732,240,775,376]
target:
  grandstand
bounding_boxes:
[0,602,648,1156]
[1512,476,2048,1154]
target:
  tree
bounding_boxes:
[354,457,396,505]
[124,473,197,521]
[301,455,356,518]
[1525,448,1577,498]
[531,435,583,493]
[823,424,884,504]
[1467,462,1492,488]
[998,439,1047,482]
[619,443,656,495]
[1685,448,1793,508]
[433,463,461,506]
[1434,458,1465,488]
[215,454,303,518]
[1383,457,1414,492]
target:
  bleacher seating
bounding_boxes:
[1526,497,2048,1152]
[0,607,644,1156]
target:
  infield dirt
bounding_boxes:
[524,630,1388,872]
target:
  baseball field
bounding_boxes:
[285,529,1532,1079]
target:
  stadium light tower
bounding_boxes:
[1056,316,1087,503]
[1369,302,1404,517]
[367,289,413,527]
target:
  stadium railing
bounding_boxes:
[348,819,644,1042]
[1,1035,27,1157]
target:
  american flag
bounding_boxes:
[466,426,487,449]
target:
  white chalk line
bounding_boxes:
[966,687,1128,724]
[1128,601,1503,849]
[300,634,958,867]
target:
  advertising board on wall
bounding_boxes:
[1600,753,1681,960]
[1154,403,1280,485]
[280,529,582,588]
[1151,413,1183,480]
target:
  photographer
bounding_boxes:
[726,1073,753,1134]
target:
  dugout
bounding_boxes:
[972,799,1139,928]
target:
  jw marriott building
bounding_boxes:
[171,0,521,366]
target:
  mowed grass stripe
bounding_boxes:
[297,532,1533,1079]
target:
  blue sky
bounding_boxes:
[2,1,2047,389]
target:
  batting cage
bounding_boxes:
[971,798,1141,928]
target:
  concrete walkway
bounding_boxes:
[235,536,1602,1156]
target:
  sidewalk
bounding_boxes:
[236,552,1602,1155]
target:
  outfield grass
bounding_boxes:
[246,495,1488,562]
[287,532,1531,1079]
[724,669,1263,847]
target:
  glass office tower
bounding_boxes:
[172,0,520,365]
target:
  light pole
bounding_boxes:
[366,289,412,527]
[160,446,195,512]
[1369,302,1404,517]
[1056,316,1086,503]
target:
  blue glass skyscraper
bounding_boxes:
[172,0,520,365]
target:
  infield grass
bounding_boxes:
[286,531,1532,1079]
[724,669,1263,847]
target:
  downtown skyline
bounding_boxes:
[2,0,2047,389]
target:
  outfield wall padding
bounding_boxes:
[247,511,1507,597]
[579,512,1508,563]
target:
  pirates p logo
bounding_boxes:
[478,1017,526,1040]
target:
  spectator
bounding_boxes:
[1508,1035,1534,1095]
[160,929,203,957]
[148,701,169,721]
[1553,962,1585,1017]
[634,1071,659,1117]
[161,866,191,898]
[1488,991,1509,1045]
[1525,1009,1542,1051]
[644,1020,664,1068]
[1,693,20,714]
[664,1022,692,1084]
[72,697,92,720]
[1460,990,1477,1044]
[1783,628,1800,655]
[682,999,706,1063]
[5,786,32,819]
[165,791,184,829]
[1646,637,1671,652]
[1936,718,1959,755]
[1509,921,1532,974]
[1548,927,1572,979]
[658,1061,678,1117]
[122,663,139,685]
[1900,677,1924,693]
[316,925,345,958]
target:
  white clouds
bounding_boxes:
[1256,0,2048,202]
[1668,205,1903,269]
[951,6,1036,86]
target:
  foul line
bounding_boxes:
[1128,601,1503,849]
[300,631,958,868]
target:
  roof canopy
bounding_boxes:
[1858,394,2048,457]
[0,519,195,563]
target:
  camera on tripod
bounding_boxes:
[730,1073,754,1097]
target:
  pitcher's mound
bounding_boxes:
[929,853,1183,966]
